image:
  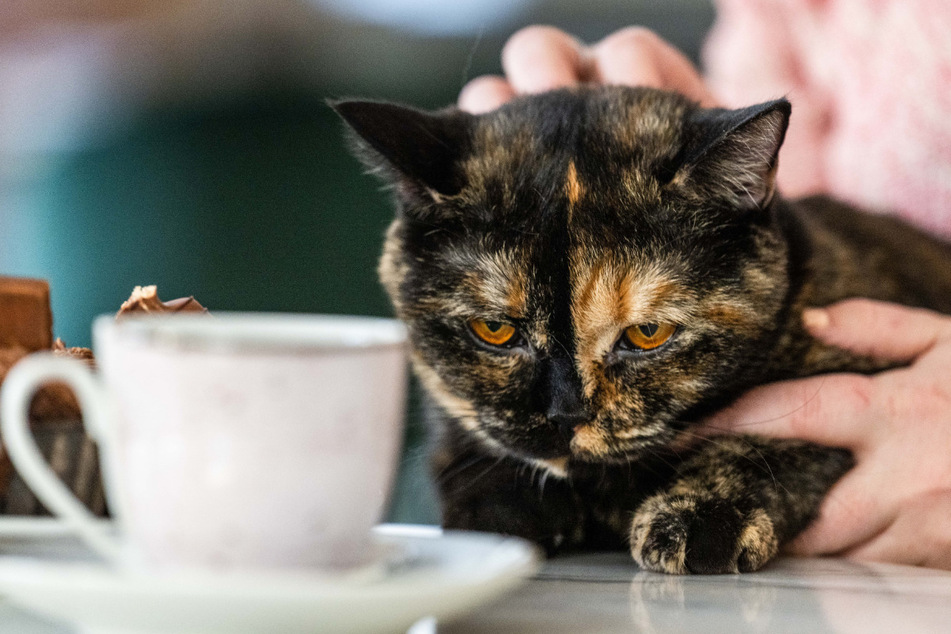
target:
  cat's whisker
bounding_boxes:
[398,444,431,473]
[675,429,790,498]
[434,453,495,484]
[538,468,551,498]
[676,427,754,452]
[613,424,666,439]
[719,377,830,431]
[743,440,784,496]
[528,462,539,490]
[454,456,508,493]
[637,447,684,475]
[526,462,536,485]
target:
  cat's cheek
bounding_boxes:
[411,328,529,404]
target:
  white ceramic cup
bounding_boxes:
[0,313,408,571]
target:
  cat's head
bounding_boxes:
[333,86,792,470]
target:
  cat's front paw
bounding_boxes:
[629,493,779,574]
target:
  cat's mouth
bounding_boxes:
[568,423,679,463]
[480,414,682,466]
[533,429,693,475]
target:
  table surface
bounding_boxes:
[3,547,950,634]
[442,552,951,634]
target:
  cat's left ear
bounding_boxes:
[676,99,790,211]
[330,99,474,201]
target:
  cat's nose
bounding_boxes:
[545,355,590,438]
[549,409,589,438]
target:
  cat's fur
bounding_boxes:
[333,86,951,574]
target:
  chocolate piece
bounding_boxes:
[0,277,53,352]
[0,277,82,424]
[0,342,93,424]
[116,285,208,318]
[51,338,94,363]
[27,340,94,422]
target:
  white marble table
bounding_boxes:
[1,523,949,634]
[442,553,951,634]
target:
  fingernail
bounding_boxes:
[803,308,830,331]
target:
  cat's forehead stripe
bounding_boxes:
[565,160,584,212]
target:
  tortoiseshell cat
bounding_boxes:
[333,86,951,574]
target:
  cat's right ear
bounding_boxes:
[330,100,474,202]
[675,99,791,212]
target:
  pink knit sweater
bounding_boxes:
[704,0,951,239]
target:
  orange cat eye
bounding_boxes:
[623,323,676,350]
[470,319,517,346]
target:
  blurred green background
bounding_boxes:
[0,0,713,524]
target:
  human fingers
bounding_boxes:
[840,489,951,570]
[784,469,895,556]
[804,299,951,363]
[699,373,874,449]
[458,75,517,113]
[501,25,588,94]
[591,27,719,107]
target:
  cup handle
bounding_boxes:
[1,353,125,564]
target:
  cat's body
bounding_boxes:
[334,86,951,573]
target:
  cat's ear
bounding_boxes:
[676,99,790,210]
[330,99,474,200]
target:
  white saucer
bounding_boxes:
[0,519,539,634]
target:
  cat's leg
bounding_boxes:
[628,436,852,574]
[433,439,587,554]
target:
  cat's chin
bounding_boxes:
[524,440,679,475]
[532,456,570,478]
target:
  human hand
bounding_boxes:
[703,299,951,569]
[458,25,719,114]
